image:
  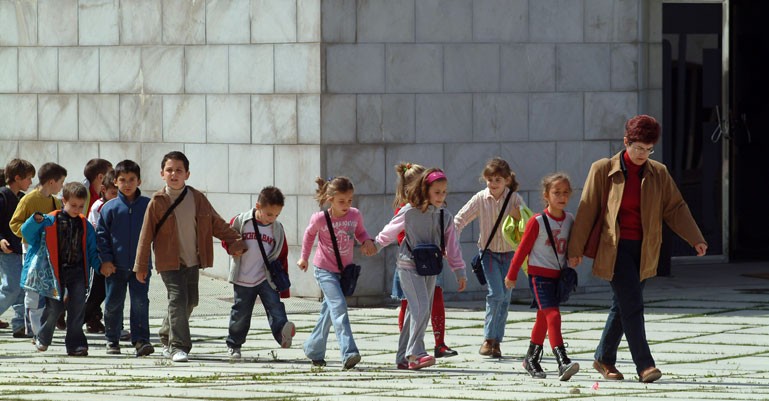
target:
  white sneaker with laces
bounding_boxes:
[227,347,241,360]
[172,350,189,362]
[162,345,171,358]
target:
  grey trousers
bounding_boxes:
[159,265,200,353]
[396,267,436,363]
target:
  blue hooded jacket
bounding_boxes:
[96,189,152,271]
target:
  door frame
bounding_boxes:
[662,0,730,264]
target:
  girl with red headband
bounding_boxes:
[374,168,467,370]
[390,162,458,364]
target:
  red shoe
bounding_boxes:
[397,362,408,370]
[408,355,435,370]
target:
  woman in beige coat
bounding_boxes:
[567,115,708,383]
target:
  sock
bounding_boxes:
[530,309,548,345]
[432,286,446,347]
[543,308,563,348]
[398,299,407,332]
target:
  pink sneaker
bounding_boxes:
[408,355,435,370]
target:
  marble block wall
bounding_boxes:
[0,0,662,303]
[0,0,325,298]
[321,0,662,301]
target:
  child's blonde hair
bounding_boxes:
[393,162,426,209]
[314,176,354,207]
[408,168,447,211]
[541,172,572,206]
[481,157,519,192]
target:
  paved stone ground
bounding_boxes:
[1,262,768,401]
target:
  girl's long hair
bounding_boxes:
[393,162,426,209]
[481,157,519,192]
[408,168,446,211]
[314,176,354,207]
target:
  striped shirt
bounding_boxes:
[454,187,524,253]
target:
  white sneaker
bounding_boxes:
[34,339,48,352]
[227,346,241,360]
[162,345,171,358]
[280,321,295,349]
[172,350,189,362]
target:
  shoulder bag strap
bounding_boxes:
[154,186,188,238]
[51,195,57,211]
[252,210,271,264]
[440,208,445,253]
[323,210,345,271]
[478,189,514,260]
[540,212,562,270]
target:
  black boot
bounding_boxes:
[553,345,580,381]
[522,342,546,378]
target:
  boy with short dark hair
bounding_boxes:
[0,159,36,335]
[97,160,154,356]
[10,162,66,337]
[21,182,101,356]
[134,151,246,362]
[82,158,113,334]
[225,186,294,360]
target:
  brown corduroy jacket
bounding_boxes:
[133,186,246,275]
[567,151,706,282]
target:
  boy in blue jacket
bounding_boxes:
[21,182,100,356]
[96,160,154,356]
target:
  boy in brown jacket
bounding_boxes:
[133,151,246,362]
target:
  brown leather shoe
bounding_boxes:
[491,341,502,358]
[0,319,9,329]
[479,339,494,356]
[639,366,662,383]
[593,360,624,380]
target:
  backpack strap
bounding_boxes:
[323,210,345,271]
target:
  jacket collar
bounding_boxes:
[118,188,143,204]
[609,150,655,178]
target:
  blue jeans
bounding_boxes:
[0,253,25,331]
[104,269,151,344]
[594,239,654,374]
[303,267,358,362]
[227,281,288,348]
[38,267,88,352]
[481,250,514,342]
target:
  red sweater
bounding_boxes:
[619,152,643,240]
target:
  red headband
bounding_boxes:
[425,170,446,184]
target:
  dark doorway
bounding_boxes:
[662,3,724,259]
[729,0,769,259]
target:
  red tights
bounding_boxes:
[397,286,446,347]
[530,307,563,348]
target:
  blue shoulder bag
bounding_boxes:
[406,209,445,276]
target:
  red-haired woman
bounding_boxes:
[567,115,708,383]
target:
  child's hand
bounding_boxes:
[360,240,376,256]
[504,278,516,289]
[33,212,44,223]
[297,259,308,271]
[231,249,245,257]
[457,277,467,292]
[100,262,116,277]
[0,239,11,254]
[567,256,582,268]
[135,270,148,284]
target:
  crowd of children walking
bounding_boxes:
[0,147,672,383]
